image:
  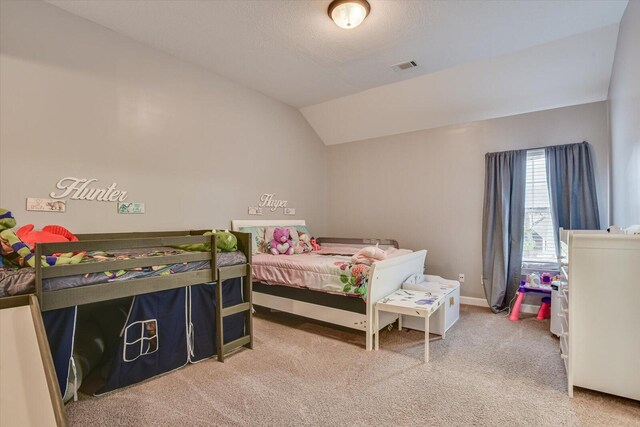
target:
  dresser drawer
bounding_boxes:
[560,333,569,373]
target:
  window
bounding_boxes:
[522,149,557,269]
[123,319,159,362]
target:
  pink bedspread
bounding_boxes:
[252,246,412,298]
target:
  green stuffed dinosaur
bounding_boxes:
[215,230,237,252]
[0,208,83,267]
[175,231,214,252]
[174,230,237,253]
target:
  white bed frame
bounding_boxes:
[232,220,427,350]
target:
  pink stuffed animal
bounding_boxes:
[269,227,294,255]
[310,237,321,251]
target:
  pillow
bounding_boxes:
[295,225,313,239]
[265,226,299,246]
[238,226,267,254]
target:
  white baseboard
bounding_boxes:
[459,296,489,307]
[460,296,540,314]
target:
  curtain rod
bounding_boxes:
[486,141,587,156]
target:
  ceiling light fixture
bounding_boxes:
[328,0,370,30]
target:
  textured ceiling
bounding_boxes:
[46,0,627,109]
[302,25,620,145]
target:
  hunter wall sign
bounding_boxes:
[50,177,128,202]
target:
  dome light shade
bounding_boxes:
[328,0,370,30]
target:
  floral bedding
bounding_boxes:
[252,247,412,300]
[0,248,247,296]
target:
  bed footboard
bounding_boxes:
[365,250,427,350]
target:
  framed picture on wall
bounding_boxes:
[26,198,66,212]
[118,202,145,214]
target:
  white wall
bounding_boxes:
[0,0,326,235]
[609,1,640,226]
[327,102,610,298]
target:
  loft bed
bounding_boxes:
[231,219,426,351]
[35,230,249,311]
[16,230,252,400]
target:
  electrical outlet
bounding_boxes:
[248,207,263,215]
[284,207,296,215]
[458,273,465,283]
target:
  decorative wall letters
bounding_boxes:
[50,177,128,202]
[258,193,288,212]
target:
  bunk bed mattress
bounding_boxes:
[0,249,247,295]
[0,267,36,297]
[252,247,412,299]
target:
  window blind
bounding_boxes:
[523,148,557,266]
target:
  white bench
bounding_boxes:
[374,289,446,363]
[401,275,460,335]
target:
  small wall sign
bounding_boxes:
[50,177,128,202]
[258,193,288,212]
[26,198,66,212]
[118,202,145,214]
[248,207,263,215]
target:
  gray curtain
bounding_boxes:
[482,150,527,313]
[546,142,601,256]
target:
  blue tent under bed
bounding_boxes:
[43,278,246,400]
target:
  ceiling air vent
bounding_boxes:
[391,60,418,72]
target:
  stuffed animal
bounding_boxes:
[0,209,32,267]
[0,209,83,267]
[294,232,313,254]
[173,231,214,252]
[269,227,294,255]
[310,237,321,251]
[0,209,15,230]
[215,230,237,252]
[351,244,387,265]
[17,224,79,248]
[173,230,237,253]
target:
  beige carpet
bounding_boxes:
[67,306,640,426]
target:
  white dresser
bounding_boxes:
[560,230,640,400]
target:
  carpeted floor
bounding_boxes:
[67,306,640,426]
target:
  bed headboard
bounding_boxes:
[231,220,400,249]
[231,220,306,231]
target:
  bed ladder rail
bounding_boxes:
[215,264,253,362]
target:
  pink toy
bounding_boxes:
[536,297,551,320]
[269,227,294,255]
[310,237,321,251]
[351,244,387,265]
[510,280,552,321]
[509,291,526,321]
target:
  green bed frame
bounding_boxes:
[34,229,253,362]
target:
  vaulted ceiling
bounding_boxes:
[46,0,628,144]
